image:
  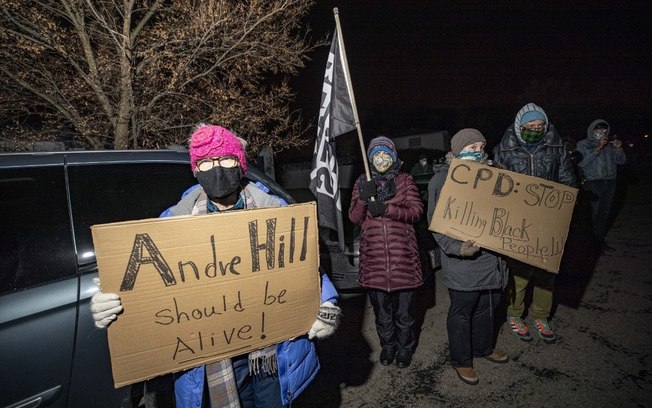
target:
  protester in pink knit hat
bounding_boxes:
[91,122,341,408]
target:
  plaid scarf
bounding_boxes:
[206,360,240,408]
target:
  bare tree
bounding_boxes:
[0,0,319,152]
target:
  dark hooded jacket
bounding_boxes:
[348,171,424,292]
[493,104,577,187]
[575,119,626,181]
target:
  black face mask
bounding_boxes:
[195,167,243,200]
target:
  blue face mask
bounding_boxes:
[458,151,484,162]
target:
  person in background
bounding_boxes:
[575,119,626,253]
[411,154,433,178]
[410,154,433,202]
[493,103,577,345]
[427,128,509,385]
[349,136,424,369]
[90,124,340,408]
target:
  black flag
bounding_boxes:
[309,29,356,251]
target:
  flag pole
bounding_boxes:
[333,7,372,182]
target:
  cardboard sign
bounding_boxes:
[91,203,320,388]
[429,159,577,273]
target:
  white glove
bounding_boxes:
[308,301,341,340]
[90,277,123,329]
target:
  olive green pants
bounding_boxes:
[506,262,556,320]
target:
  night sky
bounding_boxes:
[292,1,651,151]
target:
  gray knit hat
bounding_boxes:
[451,128,486,155]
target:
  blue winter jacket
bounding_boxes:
[161,182,338,407]
[575,119,626,181]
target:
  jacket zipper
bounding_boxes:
[529,143,545,176]
[529,151,534,175]
[384,219,390,292]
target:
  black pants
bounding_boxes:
[447,288,502,368]
[368,289,417,352]
[582,179,617,241]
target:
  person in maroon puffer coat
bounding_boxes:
[349,136,424,368]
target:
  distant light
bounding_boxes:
[80,251,95,259]
[628,143,634,148]
[644,134,649,138]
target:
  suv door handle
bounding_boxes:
[7,385,61,408]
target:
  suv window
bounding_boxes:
[0,166,76,294]
[68,162,196,265]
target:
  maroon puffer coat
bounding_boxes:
[348,172,424,292]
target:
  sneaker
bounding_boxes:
[534,318,557,343]
[379,347,396,366]
[454,367,479,385]
[507,316,533,342]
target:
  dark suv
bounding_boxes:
[0,150,294,408]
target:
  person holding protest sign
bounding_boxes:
[575,119,626,254]
[427,128,510,386]
[91,124,340,408]
[493,103,577,344]
[349,136,424,369]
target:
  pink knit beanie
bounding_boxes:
[189,125,247,174]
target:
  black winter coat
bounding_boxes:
[493,124,577,187]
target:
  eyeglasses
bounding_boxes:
[196,156,239,172]
[522,123,545,131]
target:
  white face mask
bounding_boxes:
[593,128,608,140]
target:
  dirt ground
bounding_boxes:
[294,164,652,408]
